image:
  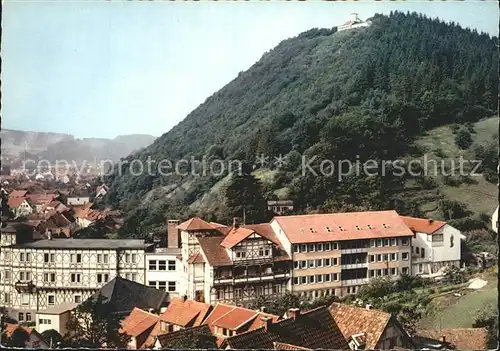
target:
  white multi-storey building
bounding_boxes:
[0,222,152,322]
[401,216,461,275]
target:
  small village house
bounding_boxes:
[35,302,78,336]
[401,216,461,275]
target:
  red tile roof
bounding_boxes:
[225,306,348,349]
[211,307,259,330]
[329,303,392,350]
[273,342,312,350]
[177,217,215,231]
[5,323,33,337]
[417,328,487,350]
[188,252,206,264]
[120,308,159,348]
[9,190,28,198]
[203,304,234,334]
[8,197,28,209]
[400,216,446,234]
[220,227,255,248]
[197,236,233,266]
[158,297,212,328]
[273,210,413,244]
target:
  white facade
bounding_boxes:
[492,206,498,234]
[35,303,77,336]
[0,233,150,321]
[411,224,461,275]
[12,200,33,218]
[145,249,182,298]
[67,197,90,206]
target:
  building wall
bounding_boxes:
[36,313,65,335]
[492,207,498,233]
[0,244,147,319]
[375,321,408,349]
[411,225,461,275]
[145,252,180,297]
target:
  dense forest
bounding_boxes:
[102,11,498,238]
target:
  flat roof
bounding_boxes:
[11,238,153,250]
[37,302,78,315]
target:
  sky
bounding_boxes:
[2,0,499,139]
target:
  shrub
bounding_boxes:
[454,128,473,149]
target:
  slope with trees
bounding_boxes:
[101,11,498,237]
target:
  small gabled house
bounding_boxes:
[120,307,159,349]
[7,197,33,218]
[400,216,461,275]
[202,303,280,347]
[329,302,412,350]
[153,296,212,334]
[224,306,348,350]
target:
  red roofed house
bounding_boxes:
[202,303,280,347]
[177,216,291,305]
[153,296,212,334]
[7,196,33,218]
[329,302,413,350]
[120,307,159,349]
[224,306,348,350]
[270,210,415,297]
[4,323,49,348]
[400,216,461,275]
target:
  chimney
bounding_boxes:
[167,220,180,248]
[365,304,372,310]
[260,306,266,313]
[288,308,300,320]
[261,317,272,331]
[182,295,188,302]
[233,217,239,228]
[429,219,434,224]
[440,335,446,344]
[47,230,52,240]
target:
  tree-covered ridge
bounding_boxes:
[103,11,498,237]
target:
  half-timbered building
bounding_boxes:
[0,222,153,322]
[177,217,292,306]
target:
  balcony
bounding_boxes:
[412,256,430,263]
[341,263,368,269]
[14,280,36,293]
[341,278,369,286]
[213,271,290,285]
[340,248,368,254]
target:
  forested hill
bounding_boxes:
[103,11,498,237]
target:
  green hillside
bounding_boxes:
[102,11,498,238]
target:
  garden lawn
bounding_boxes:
[419,274,498,329]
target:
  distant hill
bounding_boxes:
[0,129,157,164]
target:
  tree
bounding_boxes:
[41,329,63,348]
[165,327,218,349]
[397,306,422,337]
[63,294,130,348]
[454,127,473,149]
[473,309,498,349]
[223,162,269,224]
[4,327,30,347]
